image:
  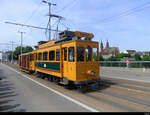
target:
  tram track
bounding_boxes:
[97,91,150,107]
[85,91,150,112]
[100,77,150,95]
[85,84,150,111]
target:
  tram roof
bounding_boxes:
[19,52,32,56]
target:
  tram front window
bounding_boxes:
[68,47,74,62]
[77,47,84,62]
[86,46,92,61]
[93,48,98,61]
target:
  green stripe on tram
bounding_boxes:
[36,62,60,71]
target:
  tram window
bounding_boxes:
[35,53,37,60]
[68,47,74,62]
[32,54,34,61]
[93,48,98,61]
[43,52,48,60]
[30,54,34,61]
[38,53,42,60]
[56,49,60,61]
[49,51,55,61]
[64,48,67,61]
[86,46,92,61]
[30,55,32,61]
[77,47,84,62]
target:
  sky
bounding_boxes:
[0,0,150,52]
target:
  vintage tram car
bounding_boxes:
[19,30,100,90]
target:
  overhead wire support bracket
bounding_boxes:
[5,21,62,32]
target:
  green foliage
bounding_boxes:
[25,46,33,53]
[8,46,33,60]
[8,51,15,61]
[116,53,131,58]
[134,53,141,61]
[142,55,150,61]
[105,56,121,61]
[99,54,104,61]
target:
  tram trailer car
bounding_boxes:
[19,30,100,89]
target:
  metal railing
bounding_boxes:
[100,61,150,68]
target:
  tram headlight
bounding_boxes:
[87,70,95,76]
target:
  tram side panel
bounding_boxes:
[35,45,62,78]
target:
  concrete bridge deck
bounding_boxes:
[100,67,150,83]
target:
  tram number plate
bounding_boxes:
[44,64,47,68]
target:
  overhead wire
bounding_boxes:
[24,2,43,24]
[54,0,79,31]
[55,0,78,13]
[18,1,43,39]
[21,0,78,42]
[23,19,47,40]
[100,1,150,23]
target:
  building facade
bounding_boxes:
[100,40,120,58]
[123,50,136,56]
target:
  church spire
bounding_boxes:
[106,40,110,49]
[100,40,104,55]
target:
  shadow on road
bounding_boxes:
[84,78,118,93]
[0,68,26,112]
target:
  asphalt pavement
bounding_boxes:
[0,63,91,112]
[100,67,150,83]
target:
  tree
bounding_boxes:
[8,46,33,60]
[25,46,33,53]
[105,56,121,61]
[116,53,131,58]
[99,54,104,61]
[134,53,141,61]
[142,55,150,61]
[8,51,15,61]
[13,46,25,60]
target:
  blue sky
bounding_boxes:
[0,0,150,52]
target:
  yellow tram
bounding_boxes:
[19,30,100,90]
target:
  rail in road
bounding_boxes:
[1,62,150,112]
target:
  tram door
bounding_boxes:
[62,48,68,78]
[62,46,76,82]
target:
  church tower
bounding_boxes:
[106,40,110,49]
[100,40,104,55]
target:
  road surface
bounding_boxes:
[0,63,93,112]
[1,63,150,112]
[100,67,150,83]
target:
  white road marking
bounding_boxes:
[2,64,99,112]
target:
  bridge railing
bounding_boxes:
[100,61,150,68]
